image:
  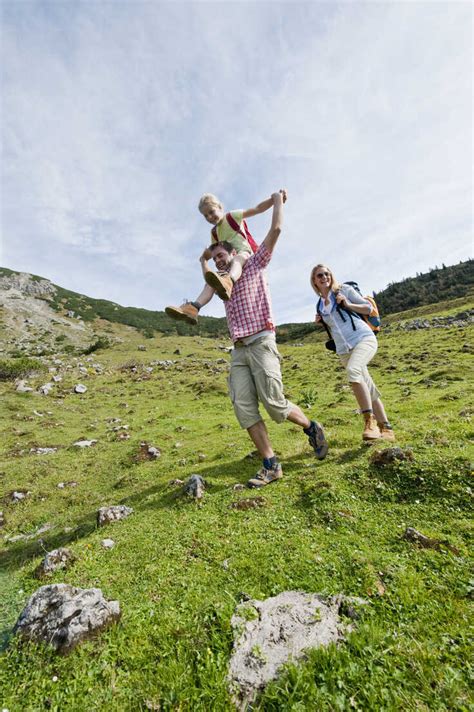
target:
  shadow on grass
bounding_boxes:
[0,455,264,572]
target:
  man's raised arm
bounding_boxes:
[263,189,287,254]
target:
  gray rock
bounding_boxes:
[0,511,5,527]
[11,490,31,502]
[38,383,54,395]
[228,591,365,709]
[15,380,34,393]
[97,505,133,527]
[184,474,205,500]
[101,538,115,549]
[73,439,98,448]
[13,583,121,654]
[74,384,87,394]
[35,548,76,578]
[30,447,57,455]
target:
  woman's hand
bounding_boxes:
[315,315,322,324]
[336,292,347,308]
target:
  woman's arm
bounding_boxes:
[336,286,372,315]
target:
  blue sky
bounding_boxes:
[1,1,472,324]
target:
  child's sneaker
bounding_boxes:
[204,271,233,301]
[247,462,283,488]
[304,420,328,460]
[165,302,199,325]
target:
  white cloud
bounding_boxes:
[1,1,471,325]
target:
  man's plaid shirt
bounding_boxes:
[224,243,275,342]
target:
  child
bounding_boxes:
[165,190,287,325]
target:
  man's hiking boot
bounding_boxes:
[165,302,199,325]
[247,462,283,488]
[204,271,233,301]
[362,413,381,440]
[304,420,328,460]
[378,422,396,442]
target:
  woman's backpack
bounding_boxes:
[317,283,381,351]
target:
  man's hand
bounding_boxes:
[272,189,287,205]
[200,248,213,262]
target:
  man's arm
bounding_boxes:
[262,191,285,254]
[242,189,287,218]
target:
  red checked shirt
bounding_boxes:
[223,243,275,342]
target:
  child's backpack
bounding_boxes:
[211,213,259,254]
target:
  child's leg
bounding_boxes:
[229,252,250,282]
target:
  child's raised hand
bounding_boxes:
[280,188,288,203]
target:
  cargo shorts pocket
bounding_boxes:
[263,371,285,407]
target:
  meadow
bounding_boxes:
[0,298,472,711]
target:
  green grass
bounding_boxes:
[0,306,473,711]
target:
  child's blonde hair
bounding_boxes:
[198,193,223,213]
[310,264,340,296]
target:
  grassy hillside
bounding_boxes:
[0,297,472,710]
[0,267,228,339]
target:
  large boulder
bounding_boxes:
[228,591,365,709]
[13,584,120,654]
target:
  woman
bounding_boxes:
[310,264,395,442]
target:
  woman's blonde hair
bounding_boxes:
[198,193,223,213]
[310,264,340,296]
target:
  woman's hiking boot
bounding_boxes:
[247,462,283,488]
[304,420,328,460]
[165,302,199,325]
[204,271,233,301]
[378,422,396,441]
[362,413,381,440]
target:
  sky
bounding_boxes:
[1,0,472,324]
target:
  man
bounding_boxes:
[200,190,328,488]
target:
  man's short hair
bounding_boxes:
[210,240,234,253]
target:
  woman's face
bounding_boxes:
[313,266,332,292]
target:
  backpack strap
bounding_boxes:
[317,298,334,340]
[211,225,218,243]
[225,213,259,253]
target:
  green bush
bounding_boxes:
[0,357,44,381]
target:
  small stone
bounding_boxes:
[101,539,115,549]
[184,474,205,500]
[97,505,133,527]
[233,484,245,491]
[15,380,34,393]
[231,497,267,510]
[74,384,87,394]
[38,383,54,395]
[73,439,98,448]
[31,447,57,455]
[34,548,76,578]
[137,345,146,351]
[11,490,31,502]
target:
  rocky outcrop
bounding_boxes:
[13,584,120,654]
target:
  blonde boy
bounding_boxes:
[165,190,287,325]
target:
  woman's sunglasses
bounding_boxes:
[315,271,330,279]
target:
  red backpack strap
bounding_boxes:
[211,225,218,243]
[226,213,258,253]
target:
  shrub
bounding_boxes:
[0,357,44,381]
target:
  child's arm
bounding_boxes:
[242,189,288,218]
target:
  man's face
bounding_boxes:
[212,245,235,271]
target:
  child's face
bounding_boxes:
[200,202,224,225]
